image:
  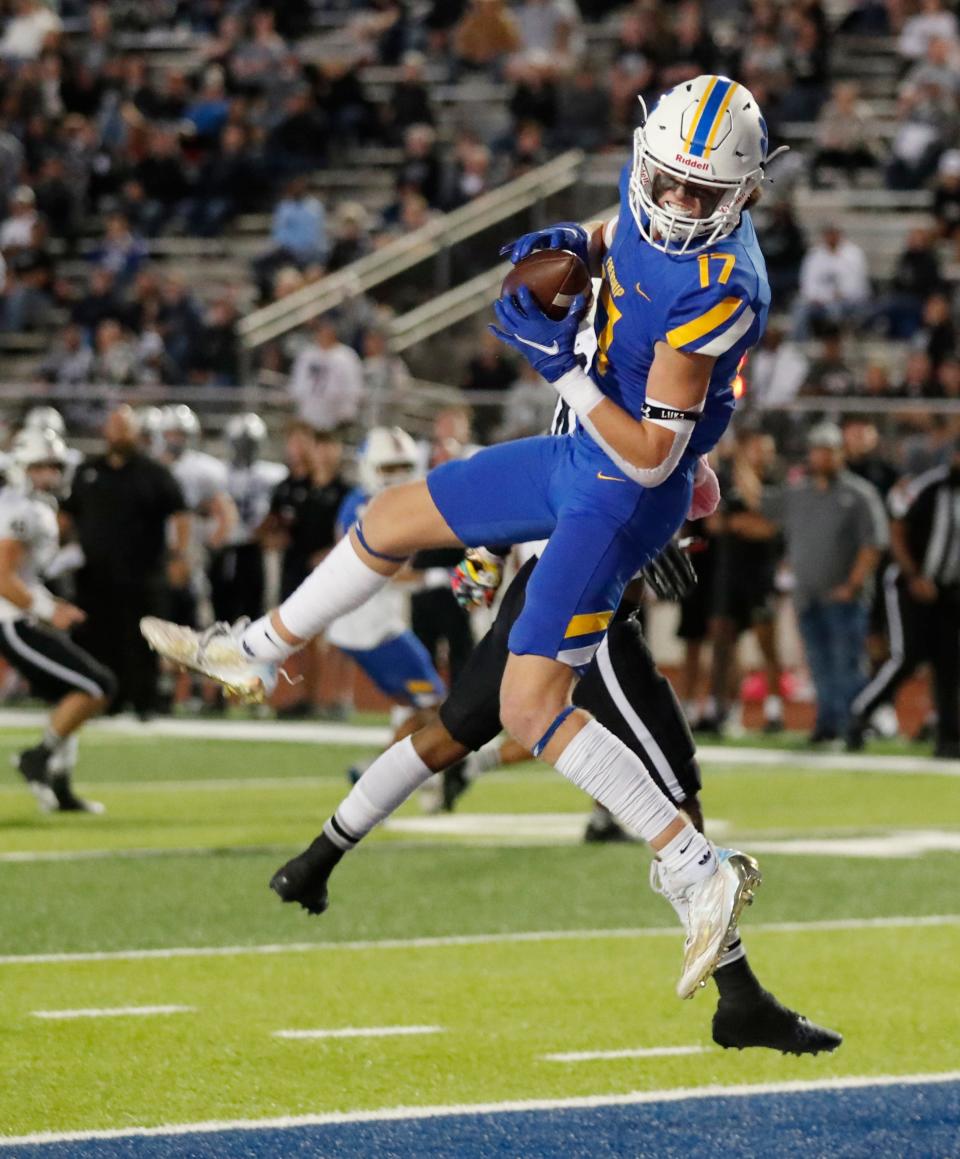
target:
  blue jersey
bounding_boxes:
[587,166,770,454]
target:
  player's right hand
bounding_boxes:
[451,548,505,609]
[500,222,590,267]
[51,600,86,630]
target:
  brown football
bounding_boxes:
[501,248,592,321]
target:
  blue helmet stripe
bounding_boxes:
[688,78,731,157]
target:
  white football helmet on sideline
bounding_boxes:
[357,426,420,495]
[135,405,165,457]
[630,75,784,255]
[160,404,200,459]
[23,406,66,437]
[9,427,67,492]
[225,412,267,467]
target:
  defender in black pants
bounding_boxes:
[271,546,841,1055]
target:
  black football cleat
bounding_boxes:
[13,746,55,811]
[270,834,344,916]
[712,989,843,1056]
[49,774,105,814]
[442,762,470,812]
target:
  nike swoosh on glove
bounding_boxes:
[490,286,587,382]
[500,222,590,266]
[688,455,720,521]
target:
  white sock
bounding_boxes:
[467,740,504,779]
[325,735,433,849]
[553,719,680,843]
[48,733,78,774]
[764,693,782,720]
[42,724,65,753]
[656,823,717,888]
[243,537,392,659]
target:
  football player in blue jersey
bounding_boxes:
[142,75,779,1000]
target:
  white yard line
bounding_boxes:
[0,709,957,774]
[31,1005,194,1020]
[1,914,957,967]
[543,1045,709,1062]
[273,1025,442,1041]
[1,1071,958,1148]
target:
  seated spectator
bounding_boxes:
[933,148,960,254]
[71,267,122,334]
[745,324,810,406]
[33,155,79,248]
[157,274,202,380]
[777,11,829,123]
[361,328,411,425]
[265,87,329,175]
[382,51,435,144]
[504,119,549,178]
[608,9,662,134]
[442,140,494,210]
[288,316,365,432]
[811,82,881,187]
[0,0,62,60]
[252,177,327,301]
[886,81,954,190]
[866,226,943,339]
[513,0,584,72]
[454,0,521,72]
[0,185,53,331]
[898,0,959,63]
[903,35,960,101]
[130,127,191,237]
[508,50,559,136]
[229,7,288,94]
[184,65,231,143]
[756,199,807,304]
[185,124,263,237]
[461,329,517,440]
[935,355,960,398]
[895,349,938,398]
[38,323,93,387]
[912,292,956,367]
[89,213,148,288]
[395,124,443,208]
[861,362,894,400]
[90,318,139,387]
[661,0,717,87]
[326,202,374,271]
[792,225,871,339]
[800,326,858,397]
[316,58,379,146]
[193,295,240,386]
[379,189,439,242]
[495,360,556,440]
[553,68,610,151]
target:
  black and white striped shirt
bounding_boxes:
[889,464,960,586]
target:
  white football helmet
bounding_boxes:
[226,412,267,466]
[160,404,200,458]
[357,427,420,495]
[23,406,66,437]
[134,405,165,456]
[10,427,67,491]
[630,75,783,255]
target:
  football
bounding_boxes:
[501,248,592,321]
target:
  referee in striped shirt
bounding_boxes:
[849,446,960,757]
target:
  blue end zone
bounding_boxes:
[11,1081,960,1158]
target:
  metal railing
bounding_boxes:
[237,150,584,353]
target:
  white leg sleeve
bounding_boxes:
[326,735,434,848]
[242,537,391,659]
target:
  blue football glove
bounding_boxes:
[500,221,591,266]
[489,286,588,383]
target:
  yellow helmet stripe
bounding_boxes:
[681,76,719,154]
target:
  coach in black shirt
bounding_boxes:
[63,405,189,717]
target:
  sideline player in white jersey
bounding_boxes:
[210,413,286,625]
[326,428,445,736]
[158,404,237,628]
[0,428,116,812]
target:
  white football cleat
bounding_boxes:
[140,617,278,704]
[669,848,762,1000]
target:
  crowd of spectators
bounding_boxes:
[0,0,960,426]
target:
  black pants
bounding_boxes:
[439,557,700,806]
[209,544,265,624]
[73,572,166,715]
[411,587,474,686]
[0,619,117,704]
[851,564,960,747]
